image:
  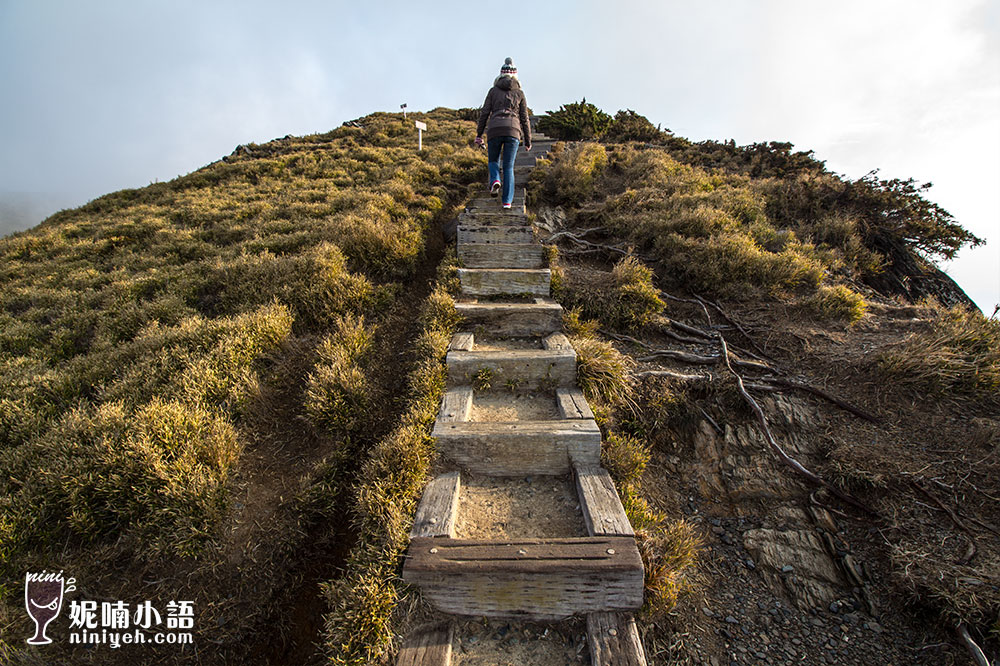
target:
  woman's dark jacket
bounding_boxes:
[477,76,531,147]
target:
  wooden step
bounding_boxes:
[459,243,544,269]
[587,613,648,666]
[457,268,550,297]
[457,224,533,246]
[464,202,527,215]
[396,622,453,666]
[455,301,563,337]
[403,536,644,619]
[431,419,600,475]
[459,210,530,225]
[556,388,595,419]
[446,343,573,389]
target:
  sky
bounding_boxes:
[1,0,997,312]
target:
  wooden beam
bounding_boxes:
[437,387,473,423]
[396,621,454,666]
[410,472,461,539]
[448,333,474,352]
[575,466,634,537]
[556,388,594,419]
[455,302,563,337]
[403,536,644,619]
[432,419,601,475]
[587,613,647,666]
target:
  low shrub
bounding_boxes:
[879,304,1000,401]
[805,284,868,324]
[560,256,665,330]
[572,335,636,411]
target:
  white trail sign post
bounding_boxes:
[415,120,427,151]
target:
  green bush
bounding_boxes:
[805,284,868,324]
[538,99,612,141]
[604,109,663,143]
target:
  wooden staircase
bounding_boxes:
[398,134,648,665]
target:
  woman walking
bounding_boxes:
[475,57,531,209]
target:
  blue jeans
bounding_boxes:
[487,136,519,204]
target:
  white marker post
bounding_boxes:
[415,120,427,151]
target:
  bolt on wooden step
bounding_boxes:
[587,612,648,666]
[403,536,644,620]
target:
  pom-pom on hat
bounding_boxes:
[500,57,517,77]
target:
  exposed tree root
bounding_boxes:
[955,623,992,666]
[715,332,878,517]
[759,377,881,424]
[911,480,978,565]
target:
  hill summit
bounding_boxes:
[0,105,996,665]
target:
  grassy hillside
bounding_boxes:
[533,103,999,662]
[2,99,996,664]
[0,108,480,664]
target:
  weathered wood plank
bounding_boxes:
[449,332,474,352]
[587,613,647,666]
[457,225,533,246]
[437,386,473,423]
[396,621,454,666]
[410,472,461,539]
[455,302,563,337]
[432,419,601,475]
[576,466,634,537]
[458,243,544,269]
[542,332,573,351]
[446,348,575,389]
[457,268,550,297]
[403,536,644,619]
[458,210,529,225]
[556,388,595,420]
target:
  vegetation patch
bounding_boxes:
[0,107,481,660]
[879,303,1000,402]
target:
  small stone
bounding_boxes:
[703,607,716,617]
[712,526,726,535]
[791,638,801,646]
[781,565,794,573]
[867,622,883,634]
[721,533,735,545]
[725,616,740,624]
[745,559,756,570]
[828,601,840,613]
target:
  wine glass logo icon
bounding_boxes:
[25,573,65,645]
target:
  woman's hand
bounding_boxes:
[474,136,484,147]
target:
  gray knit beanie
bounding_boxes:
[500,57,517,77]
